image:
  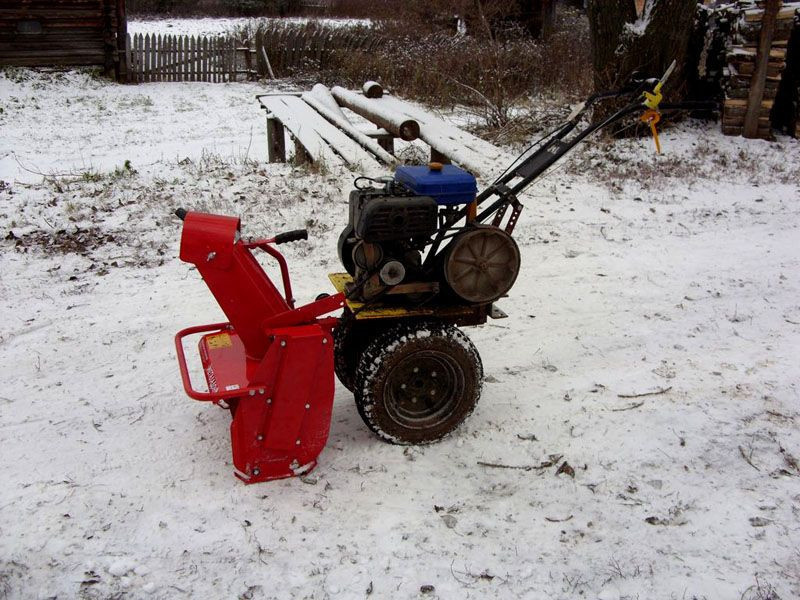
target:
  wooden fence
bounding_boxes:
[123,26,382,83]
[125,33,239,83]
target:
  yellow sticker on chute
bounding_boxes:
[206,333,232,350]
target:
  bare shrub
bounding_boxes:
[319,7,591,131]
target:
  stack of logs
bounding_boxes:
[723,2,799,139]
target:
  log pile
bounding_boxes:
[722,2,800,138]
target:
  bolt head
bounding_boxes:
[304,403,310,409]
[295,440,301,446]
[253,468,260,476]
[257,434,264,441]
[280,340,287,347]
[322,338,328,344]
[266,398,272,404]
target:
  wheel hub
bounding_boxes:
[384,351,465,430]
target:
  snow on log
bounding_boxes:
[331,86,420,141]
[309,84,349,122]
[301,91,398,166]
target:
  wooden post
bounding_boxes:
[144,34,151,83]
[191,36,197,82]
[744,0,782,138]
[293,138,310,165]
[430,148,451,164]
[245,41,253,81]
[202,36,209,82]
[267,117,286,163]
[116,0,128,82]
[177,36,183,81]
[377,135,394,155]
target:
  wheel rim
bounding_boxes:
[383,350,465,430]
[444,227,520,304]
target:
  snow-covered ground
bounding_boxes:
[127,17,371,37]
[1,69,799,600]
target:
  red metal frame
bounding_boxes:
[175,322,268,402]
[174,211,345,484]
[244,239,296,308]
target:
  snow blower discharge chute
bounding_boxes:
[174,65,710,483]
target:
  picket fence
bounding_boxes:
[123,26,381,83]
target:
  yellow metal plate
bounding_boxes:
[327,273,480,321]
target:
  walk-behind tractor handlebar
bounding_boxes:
[174,63,716,483]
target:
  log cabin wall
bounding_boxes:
[0,0,126,77]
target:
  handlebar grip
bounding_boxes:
[274,229,308,244]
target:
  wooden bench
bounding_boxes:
[257,84,514,178]
[258,94,383,172]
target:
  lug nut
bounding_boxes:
[253,468,260,476]
[257,434,264,441]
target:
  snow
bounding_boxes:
[128,17,372,37]
[2,69,800,599]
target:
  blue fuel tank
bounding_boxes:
[394,164,477,206]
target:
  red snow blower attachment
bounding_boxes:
[173,209,344,483]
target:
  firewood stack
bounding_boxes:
[722,2,800,139]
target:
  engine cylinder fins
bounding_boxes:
[443,225,521,304]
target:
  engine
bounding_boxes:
[338,163,520,305]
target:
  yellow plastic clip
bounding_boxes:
[640,109,662,154]
[643,80,664,111]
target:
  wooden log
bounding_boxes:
[309,83,349,120]
[301,90,397,165]
[744,0,781,138]
[743,6,798,22]
[331,86,420,141]
[362,81,383,98]
[731,60,786,77]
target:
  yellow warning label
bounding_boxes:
[206,333,232,350]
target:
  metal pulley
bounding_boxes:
[442,225,520,304]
